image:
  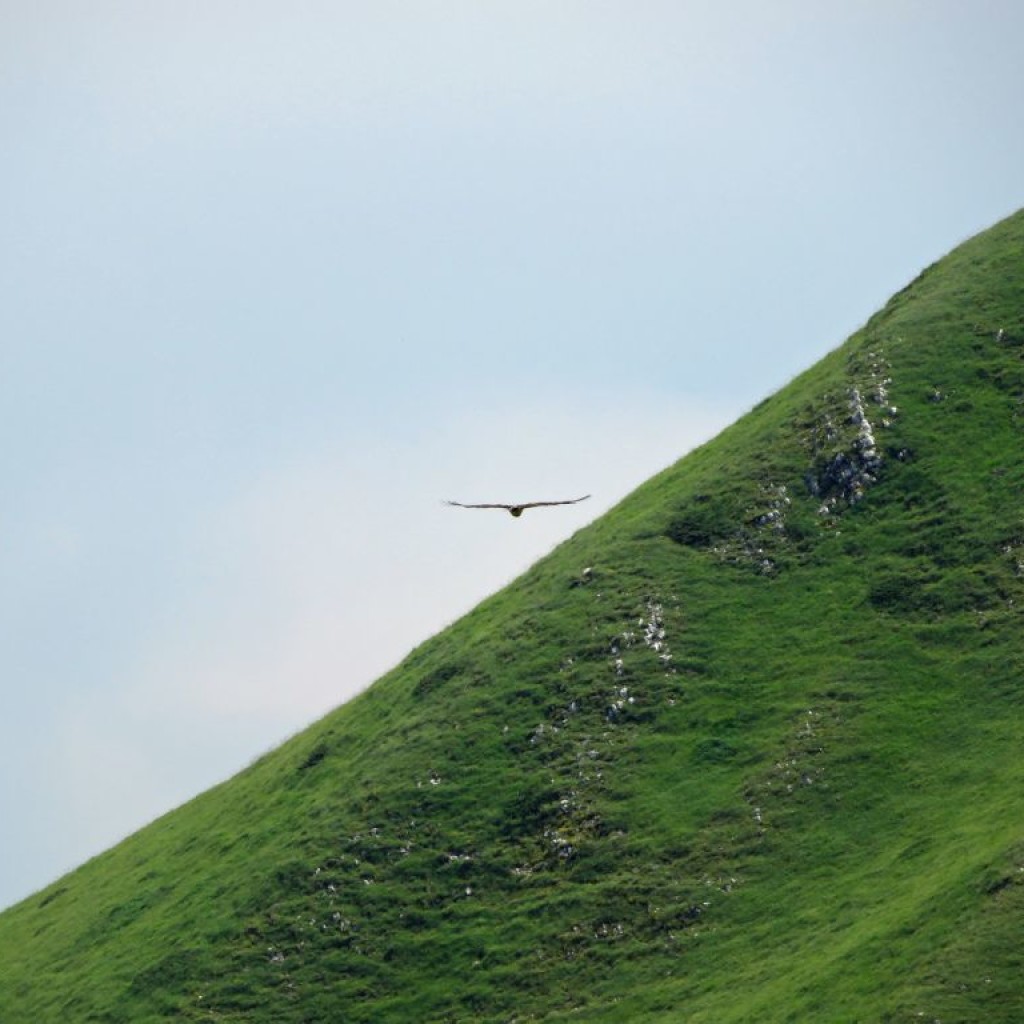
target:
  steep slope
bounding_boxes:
[2,209,1024,1023]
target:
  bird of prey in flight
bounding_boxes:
[444,494,591,518]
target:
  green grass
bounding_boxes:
[3,209,1024,1022]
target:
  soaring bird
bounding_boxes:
[444,494,591,518]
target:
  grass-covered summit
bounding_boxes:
[3,210,1024,1023]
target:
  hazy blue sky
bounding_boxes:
[2,1,1022,911]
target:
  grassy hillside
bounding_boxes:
[2,209,1024,1023]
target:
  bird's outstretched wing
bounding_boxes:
[444,500,516,510]
[515,495,591,510]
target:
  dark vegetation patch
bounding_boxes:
[412,661,466,698]
[665,494,737,548]
[297,741,329,772]
[36,887,67,910]
[127,947,203,995]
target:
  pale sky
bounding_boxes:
[2,1,1022,911]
